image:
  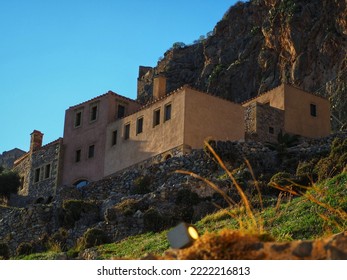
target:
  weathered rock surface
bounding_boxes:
[137,0,346,106]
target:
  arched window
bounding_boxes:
[164,154,172,161]
[74,179,89,188]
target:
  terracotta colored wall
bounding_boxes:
[283,85,331,138]
[104,91,186,176]
[183,88,245,148]
[62,93,140,186]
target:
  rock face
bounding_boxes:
[137,0,346,105]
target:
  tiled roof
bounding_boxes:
[120,84,239,119]
[40,138,63,149]
[68,90,139,110]
[241,83,328,105]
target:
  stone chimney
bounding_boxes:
[153,75,167,100]
[30,130,43,152]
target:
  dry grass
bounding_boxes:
[176,140,263,235]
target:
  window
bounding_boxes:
[310,104,317,117]
[75,149,81,163]
[44,164,51,179]
[153,109,160,127]
[74,180,89,188]
[90,104,98,122]
[164,103,172,121]
[112,130,118,146]
[117,105,126,119]
[269,127,274,134]
[124,123,130,140]
[34,168,40,183]
[74,111,82,127]
[137,117,143,135]
[88,145,95,158]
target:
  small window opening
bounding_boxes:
[164,104,172,121]
[88,145,95,158]
[75,149,81,162]
[124,123,130,140]
[153,109,160,127]
[310,104,317,117]
[137,117,144,135]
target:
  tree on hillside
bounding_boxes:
[0,168,20,199]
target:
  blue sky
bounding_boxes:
[0,0,238,153]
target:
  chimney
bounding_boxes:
[153,75,167,100]
[30,130,43,152]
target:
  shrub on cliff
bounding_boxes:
[80,228,109,250]
[0,169,20,199]
[175,188,200,205]
[143,208,168,232]
[58,200,99,229]
[131,175,152,194]
[0,243,10,260]
[315,137,347,181]
[16,242,33,256]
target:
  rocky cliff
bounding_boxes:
[137,0,346,110]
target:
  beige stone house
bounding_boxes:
[104,82,245,175]
[242,84,331,143]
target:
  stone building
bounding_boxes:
[11,81,331,195]
[12,130,63,202]
[61,91,141,187]
[242,84,331,143]
[104,83,245,175]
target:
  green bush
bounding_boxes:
[80,228,109,250]
[0,243,10,259]
[143,208,167,232]
[296,160,318,185]
[175,189,200,205]
[49,228,69,251]
[16,242,33,256]
[115,199,140,216]
[0,169,20,199]
[131,175,152,194]
[59,200,99,229]
[314,137,347,181]
[268,172,295,187]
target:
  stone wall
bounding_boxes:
[12,154,31,197]
[29,139,63,199]
[244,102,284,143]
[0,205,58,255]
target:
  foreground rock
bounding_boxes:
[158,230,347,260]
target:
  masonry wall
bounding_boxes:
[13,154,31,196]
[29,139,63,198]
[245,102,284,142]
[183,88,245,148]
[104,91,186,175]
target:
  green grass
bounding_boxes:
[97,231,170,259]
[12,172,347,260]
